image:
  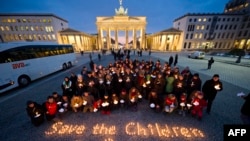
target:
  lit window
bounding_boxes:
[198,18,202,22]
[196,25,200,30]
[26,26,29,31]
[38,35,42,40]
[7,19,11,23]
[30,26,34,31]
[201,25,205,30]
[0,26,4,31]
[52,34,56,40]
[12,19,16,22]
[33,34,37,40]
[47,35,51,40]
[28,34,33,40]
[35,26,39,31]
[18,34,22,40]
[45,26,50,32]
[14,34,19,40]
[43,35,47,40]
[22,19,27,23]
[43,19,47,23]
[50,26,54,32]
[10,34,14,41]
[5,26,10,31]
[40,26,44,31]
[194,33,198,39]
[203,18,206,22]
[199,33,203,39]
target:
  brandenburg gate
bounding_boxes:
[96,0,147,50]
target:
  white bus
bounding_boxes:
[0,42,77,93]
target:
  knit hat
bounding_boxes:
[213,74,219,78]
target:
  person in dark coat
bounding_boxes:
[174,54,178,66]
[168,56,174,67]
[202,74,223,114]
[26,100,45,126]
[207,57,214,69]
[240,92,250,124]
[186,73,202,98]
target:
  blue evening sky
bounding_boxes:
[0,0,230,34]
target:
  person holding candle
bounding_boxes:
[26,100,45,126]
[43,96,58,121]
[82,91,95,113]
[202,74,223,114]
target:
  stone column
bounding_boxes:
[115,29,118,49]
[133,29,137,49]
[107,28,111,50]
[171,34,175,51]
[140,28,145,49]
[125,29,128,49]
[98,28,102,50]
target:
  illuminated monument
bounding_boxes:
[96,0,147,50]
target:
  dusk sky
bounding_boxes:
[1,0,230,34]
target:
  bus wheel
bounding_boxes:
[62,63,67,70]
[67,62,72,68]
[18,75,30,87]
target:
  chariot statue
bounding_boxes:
[115,0,128,16]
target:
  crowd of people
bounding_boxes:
[26,54,224,127]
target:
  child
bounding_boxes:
[101,94,111,115]
[71,95,83,112]
[119,89,129,109]
[82,91,95,113]
[179,93,188,116]
[191,91,207,120]
[59,94,71,112]
[164,94,178,113]
[148,90,161,113]
[26,100,45,126]
[111,92,119,110]
[43,96,58,121]
[128,87,140,111]
[93,99,102,113]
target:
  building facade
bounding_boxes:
[173,13,244,51]
[146,28,182,51]
[0,13,68,43]
[224,0,250,50]
[173,0,250,51]
[57,28,97,52]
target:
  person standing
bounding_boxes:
[202,74,223,114]
[98,53,101,61]
[174,54,178,66]
[148,50,151,56]
[240,92,250,124]
[168,55,174,67]
[207,57,214,69]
